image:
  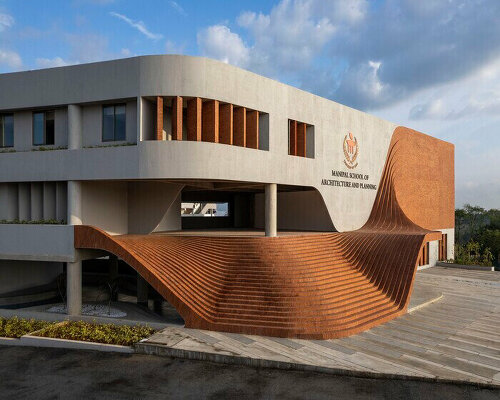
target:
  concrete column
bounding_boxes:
[171,96,183,140]
[137,274,149,306]
[67,181,82,315]
[109,256,119,301]
[67,260,82,315]
[265,183,277,237]
[30,183,43,221]
[18,183,31,221]
[219,103,233,145]
[187,98,202,141]
[202,100,219,143]
[233,107,246,147]
[68,104,82,150]
[156,96,163,140]
[67,181,82,225]
[43,182,56,221]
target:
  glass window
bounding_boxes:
[33,112,45,145]
[45,111,55,145]
[102,106,114,141]
[0,114,14,148]
[102,104,126,142]
[114,105,126,141]
[33,111,55,146]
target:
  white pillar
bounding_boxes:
[68,104,82,150]
[265,183,277,237]
[67,181,82,225]
[67,260,82,315]
[67,180,82,315]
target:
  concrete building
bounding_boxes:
[0,55,454,339]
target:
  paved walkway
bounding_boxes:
[137,267,500,386]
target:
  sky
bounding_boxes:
[0,0,498,209]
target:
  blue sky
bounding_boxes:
[0,0,499,209]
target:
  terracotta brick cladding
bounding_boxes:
[219,103,233,145]
[187,98,202,141]
[171,96,183,141]
[156,97,163,140]
[202,100,219,143]
[246,110,259,149]
[74,126,446,339]
[233,106,246,147]
[297,122,306,157]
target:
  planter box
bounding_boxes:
[436,261,495,272]
[19,334,134,353]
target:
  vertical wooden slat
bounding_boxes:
[297,122,307,157]
[289,120,297,155]
[233,106,246,147]
[246,110,259,149]
[202,100,219,143]
[156,96,163,140]
[187,97,202,141]
[219,103,233,145]
[171,96,183,140]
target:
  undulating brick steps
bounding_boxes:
[74,129,442,339]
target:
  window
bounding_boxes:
[288,119,314,158]
[181,202,229,217]
[0,114,14,148]
[102,104,126,142]
[418,242,430,266]
[33,111,55,146]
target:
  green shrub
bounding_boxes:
[454,240,494,266]
[0,218,66,225]
[0,317,54,338]
[35,321,155,346]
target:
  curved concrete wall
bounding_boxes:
[0,55,453,233]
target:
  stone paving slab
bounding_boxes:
[137,267,500,386]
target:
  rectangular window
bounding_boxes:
[181,202,229,217]
[288,119,314,158]
[0,114,14,148]
[102,104,126,142]
[32,111,55,146]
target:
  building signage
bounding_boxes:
[321,170,377,190]
[343,132,359,169]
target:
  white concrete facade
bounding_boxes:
[0,55,455,303]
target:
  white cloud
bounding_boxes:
[168,1,186,16]
[165,40,185,55]
[0,49,22,70]
[197,25,249,67]
[109,12,163,40]
[35,57,70,68]
[0,13,14,32]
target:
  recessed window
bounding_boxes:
[102,104,126,142]
[288,119,314,158]
[181,202,229,217]
[33,111,55,146]
[0,114,14,148]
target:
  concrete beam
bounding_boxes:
[202,100,219,143]
[233,107,246,147]
[246,110,259,149]
[171,96,183,141]
[265,183,277,237]
[187,98,202,141]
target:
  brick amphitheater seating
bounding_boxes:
[75,127,449,339]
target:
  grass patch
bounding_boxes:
[0,317,54,338]
[34,321,155,346]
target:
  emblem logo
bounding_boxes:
[343,132,359,169]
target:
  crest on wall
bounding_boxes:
[343,132,359,169]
